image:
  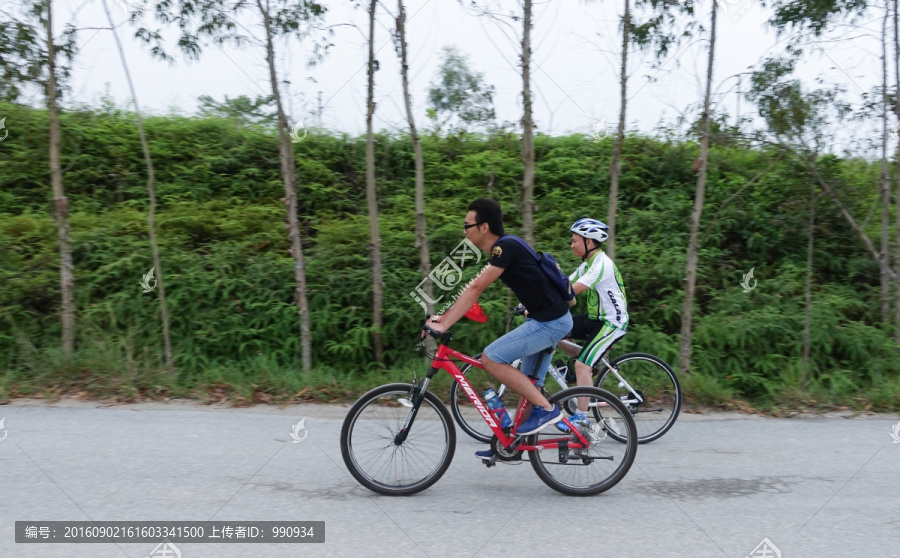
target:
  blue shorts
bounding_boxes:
[483,313,573,387]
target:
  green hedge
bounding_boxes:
[1,101,897,407]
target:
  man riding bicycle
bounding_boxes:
[557,217,628,432]
[425,198,573,459]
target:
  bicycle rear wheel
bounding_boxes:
[341,383,455,496]
[593,352,681,444]
[529,387,637,496]
[449,356,520,443]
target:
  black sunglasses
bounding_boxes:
[463,222,482,231]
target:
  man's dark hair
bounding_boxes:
[468,198,505,236]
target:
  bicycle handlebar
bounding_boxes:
[505,304,527,332]
[422,315,453,344]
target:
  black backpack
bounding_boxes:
[496,236,577,307]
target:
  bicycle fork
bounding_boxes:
[393,367,439,445]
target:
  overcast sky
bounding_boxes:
[35,0,888,154]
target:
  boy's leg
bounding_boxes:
[572,361,594,413]
[575,321,627,412]
[557,313,589,358]
[559,315,603,413]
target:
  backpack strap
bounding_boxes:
[494,235,540,262]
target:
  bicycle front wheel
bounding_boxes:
[340,383,455,496]
[529,387,637,496]
[593,352,681,443]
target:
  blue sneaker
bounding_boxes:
[475,448,495,460]
[475,447,522,464]
[516,404,562,435]
[556,411,590,433]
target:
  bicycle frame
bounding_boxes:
[503,359,643,412]
[422,342,591,452]
[536,341,646,408]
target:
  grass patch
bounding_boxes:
[2,328,898,414]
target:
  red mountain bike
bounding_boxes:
[340,323,638,496]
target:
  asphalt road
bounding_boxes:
[1,399,898,558]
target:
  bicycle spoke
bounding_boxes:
[594,353,681,443]
[529,387,637,496]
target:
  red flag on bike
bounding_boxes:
[464,301,488,322]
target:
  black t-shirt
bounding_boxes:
[489,236,569,322]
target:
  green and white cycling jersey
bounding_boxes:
[569,251,628,330]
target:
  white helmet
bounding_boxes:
[570,218,609,243]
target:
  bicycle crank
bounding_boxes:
[490,434,524,464]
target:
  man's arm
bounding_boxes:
[573,282,589,295]
[429,264,504,332]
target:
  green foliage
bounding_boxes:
[0,101,898,411]
[427,46,496,132]
[197,94,276,126]
[0,1,79,102]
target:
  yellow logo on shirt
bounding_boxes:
[491,246,502,259]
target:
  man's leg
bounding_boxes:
[487,347,553,425]
[480,314,572,435]
[481,355,552,409]
[513,314,573,434]
[474,321,560,460]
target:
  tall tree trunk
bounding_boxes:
[678,0,717,375]
[893,0,900,344]
[521,0,535,245]
[102,0,173,372]
[607,0,631,259]
[396,0,434,353]
[46,0,74,356]
[802,188,817,387]
[487,130,495,196]
[258,0,312,373]
[366,0,385,363]
[880,1,892,327]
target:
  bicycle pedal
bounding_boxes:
[558,440,568,463]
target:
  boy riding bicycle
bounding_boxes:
[557,218,629,432]
[425,198,573,459]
